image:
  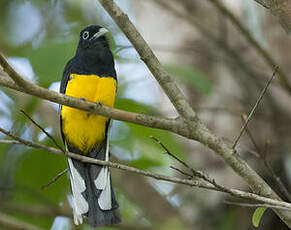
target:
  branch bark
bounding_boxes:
[0,72,179,135]
[253,0,291,33]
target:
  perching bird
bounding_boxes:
[59,25,121,227]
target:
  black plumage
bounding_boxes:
[59,25,120,227]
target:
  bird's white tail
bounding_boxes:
[67,137,121,227]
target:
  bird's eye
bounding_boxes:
[82,31,89,40]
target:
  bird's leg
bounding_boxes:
[96,102,102,106]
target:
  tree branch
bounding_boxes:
[0,70,180,135]
[1,127,291,212]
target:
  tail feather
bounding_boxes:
[67,157,88,225]
[67,138,121,227]
[86,170,121,227]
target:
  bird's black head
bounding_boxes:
[73,25,116,77]
[78,25,109,50]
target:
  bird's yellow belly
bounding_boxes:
[61,74,116,154]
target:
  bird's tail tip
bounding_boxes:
[88,206,121,227]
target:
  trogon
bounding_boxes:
[59,25,121,227]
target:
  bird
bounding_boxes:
[59,25,121,227]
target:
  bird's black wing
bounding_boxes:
[60,58,74,94]
[59,58,74,144]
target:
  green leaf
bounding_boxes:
[252,207,267,227]
[165,64,212,94]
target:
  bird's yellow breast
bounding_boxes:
[61,74,117,154]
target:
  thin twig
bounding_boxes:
[232,67,278,149]
[224,200,291,212]
[170,166,193,179]
[151,136,236,195]
[40,168,68,190]
[20,110,65,153]
[150,136,192,172]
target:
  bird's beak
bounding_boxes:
[90,28,109,40]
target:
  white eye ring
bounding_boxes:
[82,31,89,40]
